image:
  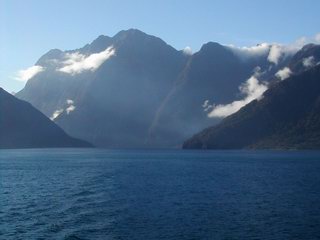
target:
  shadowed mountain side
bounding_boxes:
[0,88,92,149]
[54,30,189,148]
[183,65,320,149]
[147,42,257,146]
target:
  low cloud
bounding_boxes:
[50,109,63,120]
[58,46,115,75]
[227,32,320,65]
[66,99,74,105]
[66,99,76,114]
[202,100,214,112]
[302,56,316,68]
[182,46,193,55]
[16,65,44,82]
[66,104,75,114]
[315,33,320,43]
[227,43,270,60]
[275,67,292,80]
[208,71,268,118]
[267,43,303,65]
[228,43,295,65]
[50,99,76,121]
[267,45,283,65]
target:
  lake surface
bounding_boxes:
[1,149,320,240]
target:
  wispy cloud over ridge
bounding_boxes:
[15,65,44,82]
[227,43,270,60]
[58,46,115,75]
[208,69,268,118]
[227,32,320,65]
[50,109,64,120]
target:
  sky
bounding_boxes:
[1,0,320,93]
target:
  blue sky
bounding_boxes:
[1,0,320,92]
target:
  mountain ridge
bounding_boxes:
[15,29,307,148]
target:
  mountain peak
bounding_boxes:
[90,34,111,45]
[200,42,224,51]
[114,28,146,37]
[112,28,160,43]
[36,48,64,65]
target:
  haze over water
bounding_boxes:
[1,149,320,239]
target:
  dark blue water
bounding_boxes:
[1,149,320,240]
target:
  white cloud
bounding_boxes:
[227,43,270,60]
[267,43,302,65]
[275,67,292,81]
[202,100,210,108]
[202,100,214,112]
[50,109,63,121]
[58,46,115,75]
[182,46,193,55]
[16,65,44,82]
[268,45,283,65]
[65,99,76,114]
[315,33,320,43]
[66,105,75,114]
[302,56,315,68]
[208,72,268,118]
[50,99,76,120]
[227,32,320,65]
[66,99,74,105]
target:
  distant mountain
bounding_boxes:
[16,29,290,148]
[183,48,320,150]
[0,88,92,149]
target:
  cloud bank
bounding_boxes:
[58,46,115,75]
[227,43,270,60]
[227,32,320,66]
[228,43,295,65]
[16,65,44,82]
[208,72,268,118]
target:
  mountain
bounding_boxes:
[183,47,320,149]
[147,42,277,146]
[0,88,92,149]
[16,29,289,148]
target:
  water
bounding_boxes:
[1,149,320,240]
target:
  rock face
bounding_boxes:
[16,29,290,148]
[183,61,320,150]
[0,88,92,149]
